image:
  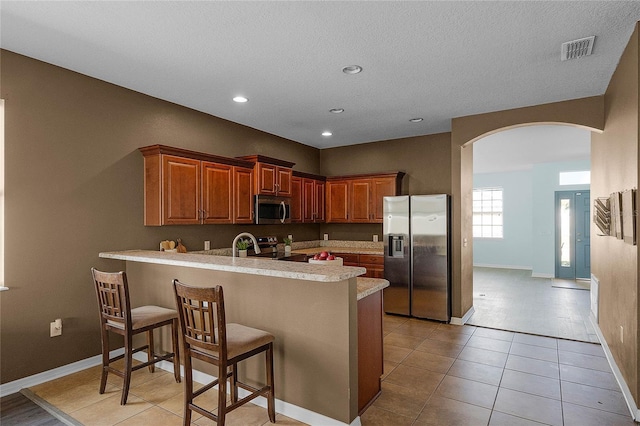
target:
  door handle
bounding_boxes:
[280,201,286,223]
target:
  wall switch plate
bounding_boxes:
[620,325,624,343]
[50,319,62,337]
[204,241,210,250]
[373,235,379,242]
[323,234,329,241]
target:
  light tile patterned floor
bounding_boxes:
[364,316,635,426]
[27,318,634,425]
[25,268,632,425]
[28,361,303,426]
[468,267,597,342]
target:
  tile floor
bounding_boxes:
[27,316,635,425]
[27,361,304,426]
[364,315,635,425]
[468,267,597,343]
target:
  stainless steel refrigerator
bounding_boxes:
[383,195,451,321]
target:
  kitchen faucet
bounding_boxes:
[232,232,261,258]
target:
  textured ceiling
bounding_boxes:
[1,1,639,150]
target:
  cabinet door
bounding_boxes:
[290,176,303,223]
[314,180,326,223]
[302,178,315,222]
[162,155,201,224]
[255,163,277,195]
[350,179,372,223]
[371,176,398,222]
[276,167,293,196]
[201,162,233,224]
[326,180,350,222]
[233,166,254,224]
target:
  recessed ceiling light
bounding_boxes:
[233,96,248,103]
[322,131,333,137]
[409,118,424,123]
[342,65,363,75]
[329,108,345,114]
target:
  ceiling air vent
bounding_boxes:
[561,36,595,61]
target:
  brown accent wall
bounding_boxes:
[0,50,321,383]
[592,25,639,404]
[319,133,452,240]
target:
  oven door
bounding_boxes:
[255,195,291,224]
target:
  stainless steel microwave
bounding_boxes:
[254,195,291,224]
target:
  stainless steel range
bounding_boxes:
[251,236,308,262]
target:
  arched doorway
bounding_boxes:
[448,96,605,335]
[467,124,594,341]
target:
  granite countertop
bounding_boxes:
[99,250,367,283]
[356,277,389,300]
[291,240,384,256]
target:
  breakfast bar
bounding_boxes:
[99,250,388,425]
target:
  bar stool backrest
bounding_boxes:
[173,282,227,358]
[92,268,132,329]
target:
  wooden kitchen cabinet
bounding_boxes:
[326,172,405,223]
[358,290,383,414]
[359,254,384,278]
[290,176,303,223]
[326,180,350,222]
[201,162,233,223]
[350,179,372,223]
[233,166,254,224]
[140,145,255,226]
[292,171,326,223]
[238,155,295,196]
[162,155,201,225]
[334,253,384,277]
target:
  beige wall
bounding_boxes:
[0,50,321,383]
[318,133,452,240]
[592,25,639,404]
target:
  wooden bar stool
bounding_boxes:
[172,279,276,425]
[91,268,181,405]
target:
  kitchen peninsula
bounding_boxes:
[99,250,388,425]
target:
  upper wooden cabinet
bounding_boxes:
[237,155,295,196]
[326,180,350,223]
[292,171,326,223]
[290,176,303,223]
[326,172,405,223]
[140,145,255,226]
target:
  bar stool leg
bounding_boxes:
[147,330,155,373]
[172,319,181,383]
[217,361,227,426]
[266,343,276,423]
[183,350,193,426]
[99,328,109,394]
[121,333,133,405]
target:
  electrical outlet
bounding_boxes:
[50,319,62,337]
[204,240,210,250]
[620,325,624,343]
[373,235,379,242]
[324,234,329,241]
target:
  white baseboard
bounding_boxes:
[589,314,639,422]
[130,352,359,426]
[0,348,359,426]
[0,348,124,398]
[450,306,475,325]
[473,263,532,270]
